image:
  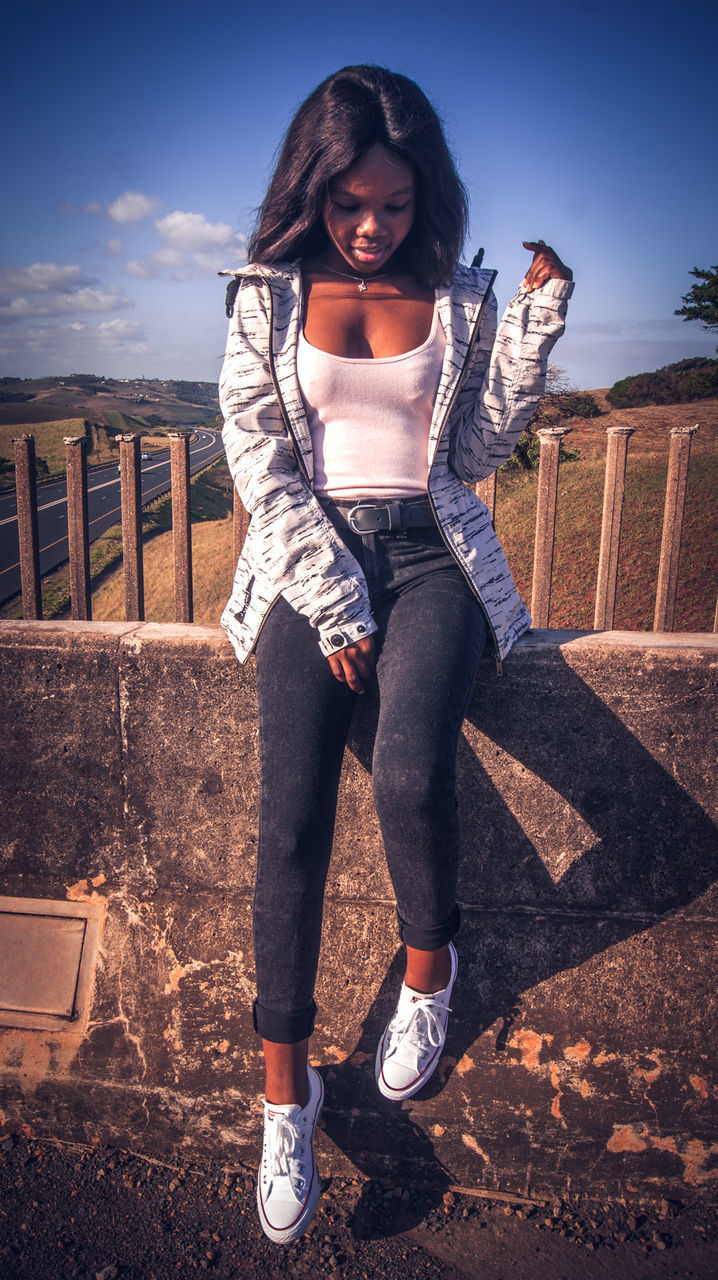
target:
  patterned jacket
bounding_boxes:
[219,262,573,666]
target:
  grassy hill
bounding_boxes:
[0,374,220,487]
[0,374,218,427]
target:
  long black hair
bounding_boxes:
[248,65,468,288]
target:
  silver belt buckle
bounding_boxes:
[347,502,377,534]
[347,502,403,534]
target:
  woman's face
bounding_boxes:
[322,143,416,277]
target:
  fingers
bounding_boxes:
[328,636,376,694]
[521,240,573,291]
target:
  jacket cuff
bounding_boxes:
[318,616,378,657]
[518,277,575,303]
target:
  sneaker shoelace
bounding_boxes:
[264,1113,307,1194]
[387,993,451,1064]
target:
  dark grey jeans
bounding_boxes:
[252,506,488,1043]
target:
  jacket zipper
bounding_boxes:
[425,272,505,674]
[264,279,313,488]
[242,276,311,659]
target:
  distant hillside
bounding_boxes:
[0,374,219,431]
[0,373,221,487]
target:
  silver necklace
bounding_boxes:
[318,261,393,293]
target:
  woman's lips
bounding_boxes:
[352,244,388,263]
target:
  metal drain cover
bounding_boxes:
[0,896,103,1032]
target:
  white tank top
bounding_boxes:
[297,307,446,499]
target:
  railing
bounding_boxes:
[11,424,716,632]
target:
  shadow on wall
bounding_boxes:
[317,646,718,1226]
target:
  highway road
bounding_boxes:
[0,428,225,605]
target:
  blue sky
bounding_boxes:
[1,0,716,389]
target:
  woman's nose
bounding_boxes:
[356,208,383,237]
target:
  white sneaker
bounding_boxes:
[376,942,458,1102]
[256,1066,324,1244]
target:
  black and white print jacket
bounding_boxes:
[218,262,573,666]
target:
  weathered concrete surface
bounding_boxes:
[0,620,716,1204]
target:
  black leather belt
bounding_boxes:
[325,496,435,535]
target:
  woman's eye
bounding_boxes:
[386,204,410,214]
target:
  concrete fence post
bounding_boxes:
[64,435,91,620]
[531,427,569,628]
[232,487,250,571]
[12,434,42,619]
[653,424,699,632]
[168,431,193,624]
[594,426,634,630]
[119,434,144,622]
[476,472,497,522]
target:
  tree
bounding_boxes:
[674,264,718,336]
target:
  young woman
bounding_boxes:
[219,64,573,1244]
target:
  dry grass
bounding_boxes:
[496,449,717,632]
[91,517,235,624]
[559,389,718,459]
[0,418,88,476]
[0,417,128,488]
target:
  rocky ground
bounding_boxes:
[1,1133,716,1279]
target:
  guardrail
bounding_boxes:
[10,423,717,632]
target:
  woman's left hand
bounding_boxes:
[521,240,573,291]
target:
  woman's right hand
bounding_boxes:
[328,636,376,693]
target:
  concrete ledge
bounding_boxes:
[0,620,716,1202]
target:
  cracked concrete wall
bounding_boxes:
[0,620,716,1203]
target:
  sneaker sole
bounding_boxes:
[375,942,458,1101]
[256,1068,324,1244]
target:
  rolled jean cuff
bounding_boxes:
[252,998,317,1044]
[397,903,461,951]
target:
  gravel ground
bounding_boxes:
[1,1133,716,1279]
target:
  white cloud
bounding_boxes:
[82,199,103,216]
[0,286,134,323]
[122,215,245,280]
[193,247,244,273]
[0,317,149,369]
[123,239,243,280]
[105,238,123,255]
[107,190,161,223]
[123,257,159,279]
[97,318,144,340]
[155,210,236,250]
[0,262,93,293]
[154,246,186,267]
